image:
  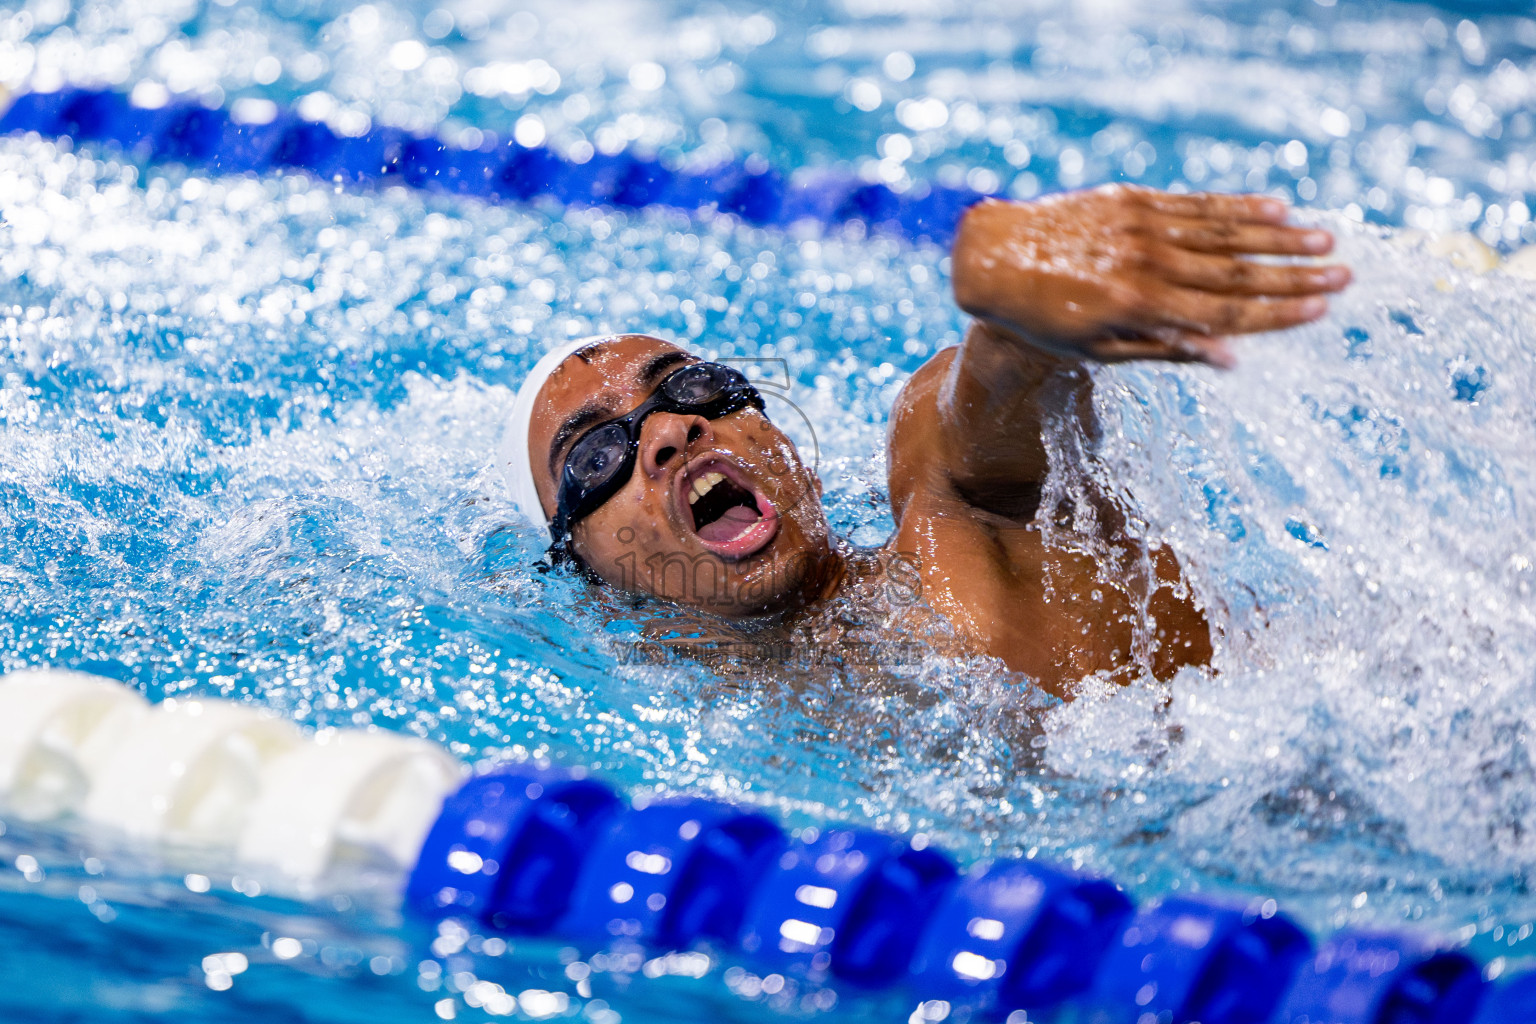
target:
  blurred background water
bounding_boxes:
[0,0,1535,1021]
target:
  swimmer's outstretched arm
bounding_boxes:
[889,186,1352,519]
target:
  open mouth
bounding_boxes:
[680,460,779,560]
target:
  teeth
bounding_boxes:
[688,471,726,505]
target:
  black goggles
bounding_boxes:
[548,361,765,554]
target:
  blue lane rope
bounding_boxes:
[410,762,1500,1024]
[0,86,987,246]
[0,85,1520,1020]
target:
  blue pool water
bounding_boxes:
[2,0,1536,1020]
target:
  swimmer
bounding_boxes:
[501,185,1352,696]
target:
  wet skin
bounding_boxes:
[523,185,1352,696]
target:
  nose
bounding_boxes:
[639,412,710,479]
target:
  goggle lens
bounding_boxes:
[566,422,629,488]
[662,363,739,404]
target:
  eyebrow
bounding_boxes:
[548,401,617,477]
[636,350,694,389]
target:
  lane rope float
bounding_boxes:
[0,669,1512,1023]
[0,85,988,246]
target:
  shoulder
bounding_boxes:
[887,380,1024,614]
[887,346,959,524]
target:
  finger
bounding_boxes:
[1147,243,1353,296]
[1088,335,1235,368]
[1148,214,1335,256]
[1087,338,1194,362]
[1129,188,1289,225]
[1148,287,1331,336]
[1144,328,1237,368]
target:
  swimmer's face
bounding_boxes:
[527,335,834,616]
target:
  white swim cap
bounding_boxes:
[499,335,617,527]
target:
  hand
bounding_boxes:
[950,185,1352,368]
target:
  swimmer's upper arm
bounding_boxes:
[891,324,1089,524]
